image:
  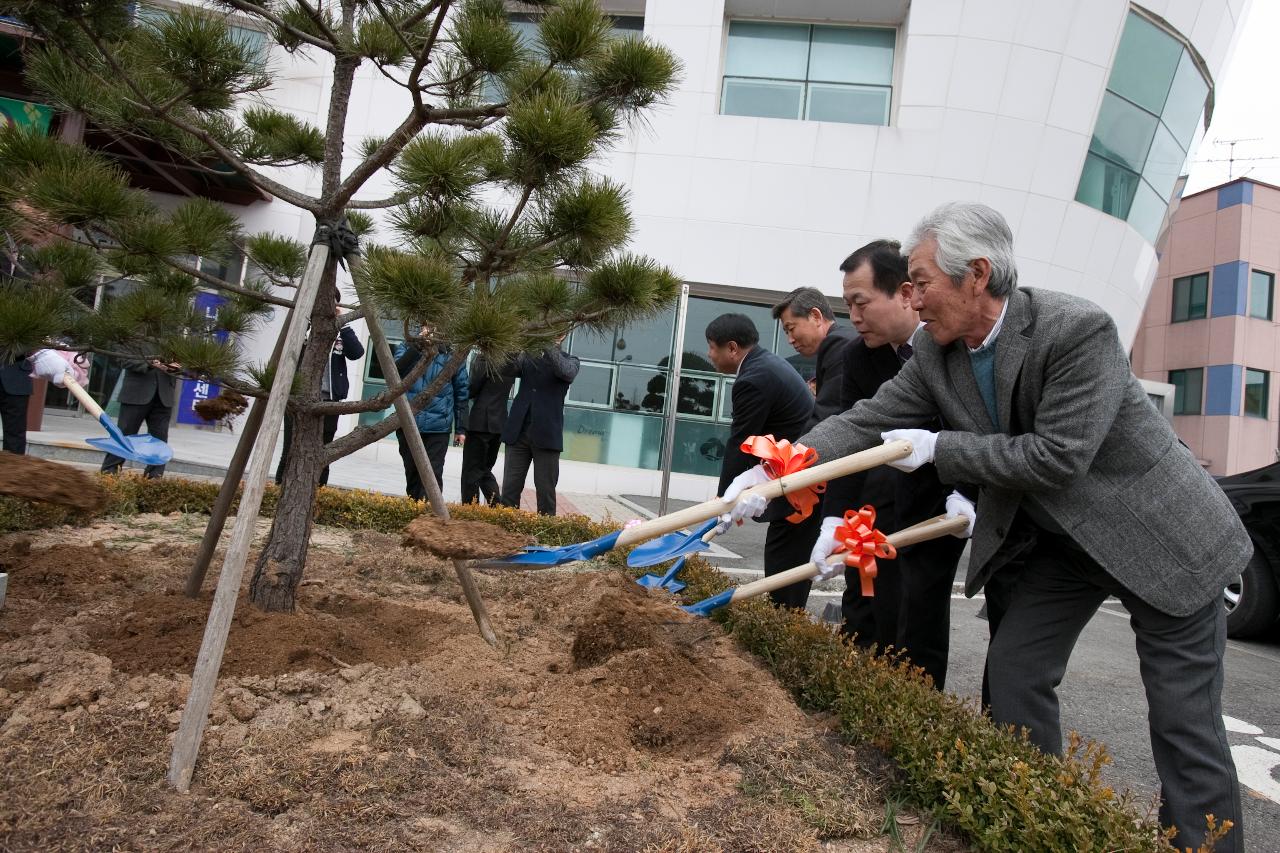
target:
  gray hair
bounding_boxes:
[772,286,835,321]
[903,202,1019,298]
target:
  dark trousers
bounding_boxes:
[763,511,822,610]
[983,532,1242,853]
[0,387,28,454]
[500,436,560,515]
[842,533,965,689]
[460,430,502,504]
[101,397,171,478]
[275,412,339,487]
[396,429,449,502]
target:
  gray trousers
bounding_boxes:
[500,437,559,515]
[984,533,1242,853]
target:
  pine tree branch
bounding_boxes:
[344,191,413,209]
[215,0,336,51]
[323,345,468,460]
[70,21,321,213]
[368,0,416,58]
[309,348,432,414]
[291,0,341,47]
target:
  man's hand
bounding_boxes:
[714,464,771,534]
[29,350,84,387]
[944,490,976,538]
[880,429,938,472]
[810,516,845,580]
[454,433,466,448]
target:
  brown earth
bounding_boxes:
[0,514,965,852]
[0,453,106,511]
[401,515,533,561]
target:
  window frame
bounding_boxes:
[565,360,617,410]
[1168,367,1203,416]
[1243,367,1269,419]
[1170,272,1209,323]
[1249,269,1274,321]
[719,20,896,126]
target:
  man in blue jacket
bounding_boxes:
[394,335,468,501]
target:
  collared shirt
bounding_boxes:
[968,298,1009,354]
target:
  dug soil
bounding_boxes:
[0,514,964,852]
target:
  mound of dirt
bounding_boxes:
[401,515,532,560]
[0,518,961,853]
[0,454,106,511]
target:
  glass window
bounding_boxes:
[568,327,615,362]
[616,305,676,367]
[680,296,773,372]
[1077,11,1209,238]
[1244,368,1269,418]
[561,408,664,469]
[1171,273,1209,323]
[1169,367,1202,415]
[719,379,734,420]
[677,375,717,418]
[670,419,730,477]
[721,21,894,126]
[615,366,666,413]
[566,363,613,407]
[1250,270,1274,321]
[484,14,644,100]
[1107,13,1182,115]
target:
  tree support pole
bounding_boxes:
[184,314,293,598]
[167,233,334,792]
[353,273,499,648]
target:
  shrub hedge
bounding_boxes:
[1,474,1185,851]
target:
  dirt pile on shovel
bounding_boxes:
[0,453,105,511]
[401,514,531,560]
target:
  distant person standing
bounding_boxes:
[275,313,365,487]
[500,337,580,515]
[101,360,176,478]
[460,352,515,505]
[395,333,469,501]
[0,359,32,454]
[707,313,817,610]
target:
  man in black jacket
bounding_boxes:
[817,239,969,688]
[101,360,177,478]
[461,352,514,505]
[499,339,580,515]
[0,360,32,454]
[275,319,365,486]
[771,287,858,430]
[707,313,818,610]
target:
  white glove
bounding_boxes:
[29,349,85,388]
[714,464,771,534]
[880,429,938,472]
[944,490,976,538]
[810,516,845,580]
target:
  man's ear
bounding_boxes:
[897,281,914,304]
[970,257,992,292]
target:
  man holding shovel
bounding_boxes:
[731,202,1245,852]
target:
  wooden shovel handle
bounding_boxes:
[60,373,105,420]
[724,513,969,604]
[615,439,913,549]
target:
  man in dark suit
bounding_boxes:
[707,313,818,610]
[275,318,365,487]
[101,360,176,478]
[771,286,857,430]
[0,360,33,454]
[461,352,514,505]
[800,202,1245,852]
[817,239,968,689]
[499,338,580,515]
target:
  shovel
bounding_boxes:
[635,555,688,593]
[61,372,174,467]
[682,513,968,616]
[627,517,720,568]
[476,439,913,568]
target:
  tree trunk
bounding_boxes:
[248,262,340,612]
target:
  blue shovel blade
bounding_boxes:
[636,556,687,593]
[87,432,174,466]
[478,530,621,567]
[681,588,734,617]
[627,518,719,568]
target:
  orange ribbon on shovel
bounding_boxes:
[834,505,896,597]
[741,434,823,523]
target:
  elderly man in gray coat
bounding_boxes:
[723,202,1247,851]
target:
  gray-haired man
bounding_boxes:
[726,202,1246,851]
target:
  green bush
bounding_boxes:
[0,473,1180,851]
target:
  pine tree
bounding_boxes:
[0,0,681,612]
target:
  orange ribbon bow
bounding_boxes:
[834,505,896,597]
[740,434,823,523]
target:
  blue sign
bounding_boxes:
[194,291,230,343]
[178,292,229,425]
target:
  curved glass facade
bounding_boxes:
[1075,11,1209,241]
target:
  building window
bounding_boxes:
[1169,368,1203,415]
[1250,270,1274,321]
[483,13,643,101]
[1075,12,1209,242]
[1244,368,1269,418]
[1170,273,1209,323]
[720,21,894,126]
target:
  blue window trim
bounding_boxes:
[1217,181,1253,210]
[1204,364,1243,416]
[1210,261,1249,318]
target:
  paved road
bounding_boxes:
[620,495,1280,848]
